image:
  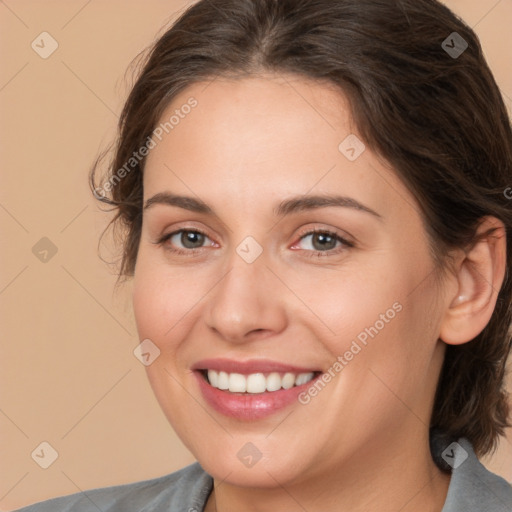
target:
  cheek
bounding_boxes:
[300,254,439,389]
[285,259,405,343]
[132,252,208,342]
[131,257,203,426]
[132,269,171,341]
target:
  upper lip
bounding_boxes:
[191,358,320,375]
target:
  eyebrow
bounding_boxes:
[143,192,382,220]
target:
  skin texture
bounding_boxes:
[132,75,506,511]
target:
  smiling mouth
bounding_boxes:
[200,369,321,394]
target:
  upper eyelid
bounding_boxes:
[293,230,353,249]
[160,227,351,250]
[159,227,212,243]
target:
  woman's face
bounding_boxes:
[133,75,448,487]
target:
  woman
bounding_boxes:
[17,0,512,510]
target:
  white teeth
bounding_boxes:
[266,372,282,392]
[246,373,266,394]
[282,372,295,390]
[295,372,314,386]
[205,370,316,393]
[207,369,218,388]
[228,373,247,393]
[217,371,229,390]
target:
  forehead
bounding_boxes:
[145,75,351,171]
[142,75,412,221]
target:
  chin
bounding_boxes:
[199,454,306,489]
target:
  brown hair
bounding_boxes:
[91,0,512,459]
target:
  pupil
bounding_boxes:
[313,233,336,251]
[182,231,204,249]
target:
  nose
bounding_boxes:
[203,255,288,344]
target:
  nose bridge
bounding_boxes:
[204,247,287,342]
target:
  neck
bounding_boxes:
[205,429,451,512]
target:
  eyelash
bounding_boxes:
[155,228,215,258]
[155,228,354,258]
[295,228,354,258]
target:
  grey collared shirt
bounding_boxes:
[15,438,512,511]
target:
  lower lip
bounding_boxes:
[194,371,320,420]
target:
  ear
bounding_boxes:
[439,216,507,346]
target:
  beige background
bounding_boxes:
[0,0,511,510]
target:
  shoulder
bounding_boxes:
[442,438,512,512]
[14,463,213,512]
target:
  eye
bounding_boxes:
[156,229,216,254]
[292,229,353,255]
[155,227,352,258]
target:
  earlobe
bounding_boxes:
[440,216,507,346]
